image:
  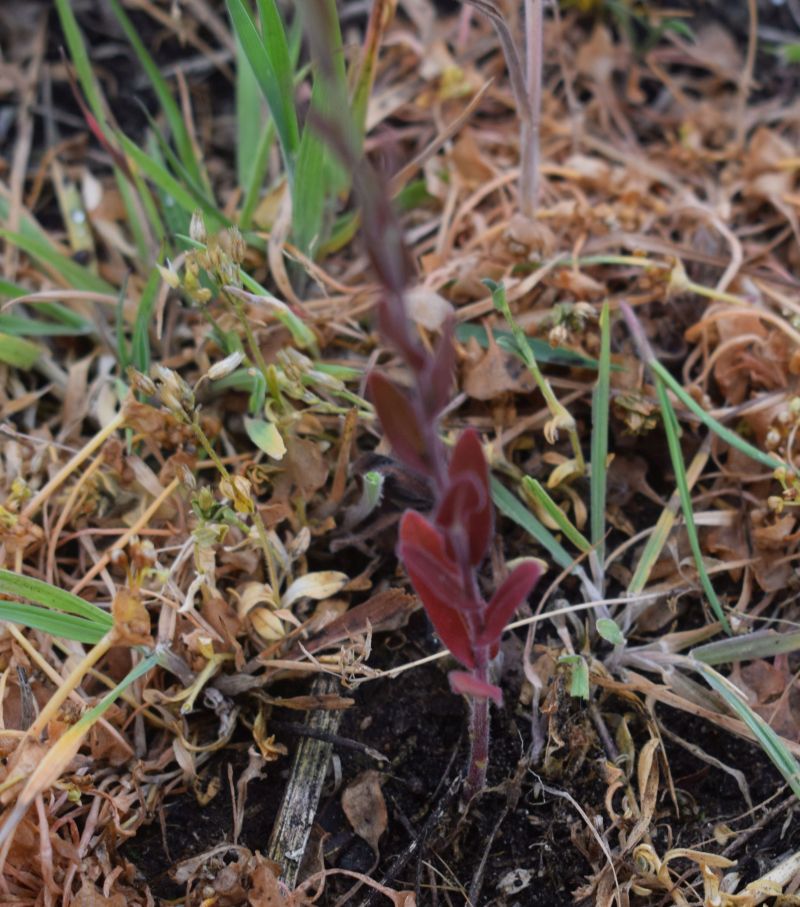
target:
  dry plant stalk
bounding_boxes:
[461,0,543,217]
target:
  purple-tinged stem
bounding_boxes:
[464,649,491,802]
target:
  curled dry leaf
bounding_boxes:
[341,769,388,854]
[236,582,284,641]
[282,571,349,609]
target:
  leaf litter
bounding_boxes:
[1,0,800,905]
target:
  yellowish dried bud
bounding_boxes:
[667,259,690,298]
[152,364,181,395]
[127,367,156,397]
[251,609,285,641]
[765,429,782,449]
[207,350,245,381]
[176,462,197,490]
[220,474,254,514]
[548,324,569,348]
[157,261,181,289]
[190,210,207,244]
[221,226,246,264]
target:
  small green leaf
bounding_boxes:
[0,333,41,369]
[559,654,590,700]
[596,618,624,646]
[245,416,286,459]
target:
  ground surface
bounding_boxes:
[2,1,800,905]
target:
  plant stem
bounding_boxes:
[462,652,489,804]
[22,409,126,520]
[28,633,115,739]
[520,0,543,218]
[228,292,273,388]
[191,417,281,601]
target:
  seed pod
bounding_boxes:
[190,210,207,244]
[208,351,245,381]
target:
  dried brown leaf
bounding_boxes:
[341,769,387,853]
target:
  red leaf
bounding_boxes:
[367,372,428,474]
[448,671,503,706]
[398,511,476,668]
[426,319,455,414]
[436,429,492,565]
[480,562,542,655]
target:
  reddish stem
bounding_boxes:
[464,647,491,802]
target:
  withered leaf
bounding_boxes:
[342,769,388,854]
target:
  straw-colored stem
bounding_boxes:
[520,0,543,218]
[22,410,126,521]
[70,477,180,595]
[27,634,114,739]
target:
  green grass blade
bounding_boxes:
[118,134,228,230]
[650,359,782,472]
[239,119,276,230]
[0,568,113,628]
[293,127,328,256]
[0,603,107,644]
[115,276,131,371]
[292,0,348,255]
[694,663,800,797]
[590,302,611,566]
[136,103,213,208]
[455,323,603,369]
[0,279,95,336]
[0,313,90,337]
[626,442,710,596]
[491,477,574,572]
[54,0,106,125]
[692,630,800,665]
[656,377,732,634]
[0,229,115,295]
[72,650,161,732]
[120,170,161,261]
[0,333,41,369]
[236,28,264,188]
[227,0,299,177]
[522,477,591,553]
[107,0,206,188]
[132,266,161,373]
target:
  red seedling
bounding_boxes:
[306,75,544,800]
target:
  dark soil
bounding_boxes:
[122,610,798,905]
